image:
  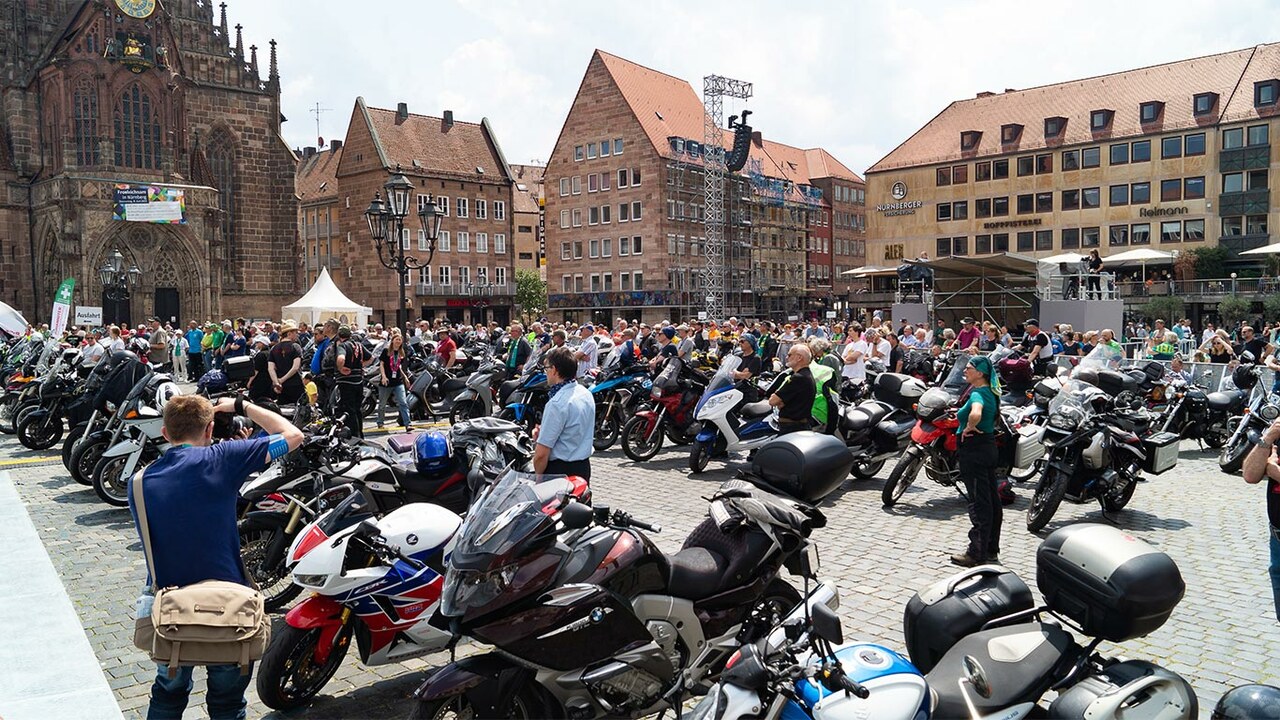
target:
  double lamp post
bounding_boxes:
[364,167,444,331]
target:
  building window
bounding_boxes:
[600,172,611,191]
[1140,102,1162,124]
[437,196,450,216]
[1248,215,1269,235]
[1131,223,1151,245]
[559,178,570,196]
[1035,230,1053,251]
[631,201,641,220]
[587,143,597,159]
[992,233,1008,252]
[975,234,992,254]
[418,229,429,250]
[207,129,236,254]
[1082,187,1100,209]
[1110,143,1129,165]
[1062,149,1080,171]
[602,272,613,291]
[1016,232,1033,252]
[72,78,99,165]
[1223,217,1243,236]
[618,235,629,256]
[992,197,1009,216]
[614,138,623,154]
[401,228,411,250]
[114,83,161,169]
[601,237,611,257]
[1184,176,1205,199]
[589,206,599,225]
[1131,182,1151,204]
[1223,172,1244,193]
[574,275,583,292]
[438,231,450,252]
[975,198,992,218]
[1109,184,1129,206]
[1036,192,1053,213]
[476,199,487,219]
[1160,179,1182,202]
[600,139,611,156]
[439,266,451,285]
[1090,109,1112,130]
[1109,225,1128,246]
[1160,220,1182,243]
[1184,219,1205,242]
[493,199,506,220]
[589,238,599,258]
[953,165,968,183]
[992,159,1009,179]
[1062,189,1080,210]
[559,209,569,229]
[1017,156,1034,176]
[601,205,611,223]
[975,161,991,181]
[1001,124,1023,144]
[1036,154,1052,174]
[495,266,507,286]
[936,238,951,257]
[1062,228,1080,249]
[632,236,643,254]
[960,130,982,151]
[1045,116,1066,138]
[574,145,584,161]
[633,271,643,290]
[1255,80,1278,107]
[588,174,599,192]
[937,167,951,186]
[1185,133,1206,156]
[476,232,488,253]
[561,242,570,260]
[1081,147,1101,168]
[420,266,431,286]
[936,203,952,221]
[1082,227,1101,248]
[1016,194,1033,214]
[619,272,630,290]
[953,201,968,220]
[617,169,628,187]
[458,267,470,286]
[573,241,583,259]
[1193,93,1216,116]
[1249,124,1270,146]
[1161,136,1182,159]
[618,203,630,222]
[1224,128,1245,149]
[456,231,469,252]
[1131,140,1151,163]
[1250,169,1269,190]
[456,198,469,217]
[571,176,582,195]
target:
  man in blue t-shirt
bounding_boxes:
[129,394,303,719]
[184,321,204,382]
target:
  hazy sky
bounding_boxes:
[228,0,1280,176]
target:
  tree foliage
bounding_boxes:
[514,269,547,320]
[1218,295,1252,327]
[1189,246,1229,280]
[1263,293,1280,321]
[1140,296,1184,325]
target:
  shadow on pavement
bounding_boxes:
[260,670,424,720]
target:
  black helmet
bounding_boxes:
[1233,364,1258,391]
[1213,684,1280,719]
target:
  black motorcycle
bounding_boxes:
[1218,362,1266,473]
[17,364,90,450]
[835,371,925,480]
[1158,372,1236,449]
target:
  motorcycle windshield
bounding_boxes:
[703,355,741,399]
[940,354,970,394]
[654,357,682,392]
[1047,379,1100,430]
[1073,343,1125,376]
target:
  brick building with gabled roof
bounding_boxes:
[296,140,343,289]
[544,49,865,324]
[332,98,518,327]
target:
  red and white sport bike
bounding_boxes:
[255,487,461,711]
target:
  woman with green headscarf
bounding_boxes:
[951,354,1002,568]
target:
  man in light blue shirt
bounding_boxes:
[574,324,598,379]
[535,346,595,479]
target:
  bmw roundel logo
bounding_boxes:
[590,608,605,623]
[405,534,419,546]
[891,182,908,200]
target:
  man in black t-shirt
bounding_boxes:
[1018,318,1053,376]
[268,321,305,404]
[334,325,366,437]
[1239,326,1271,363]
[769,343,816,434]
[1242,416,1280,622]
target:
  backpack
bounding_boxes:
[320,339,338,375]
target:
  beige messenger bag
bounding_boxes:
[131,471,270,676]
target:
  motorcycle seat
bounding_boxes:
[498,378,523,405]
[667,518,776,601]
[1206,391,1239,412]
[666,547,726,601]
[741,400,773,419]
[843,403,889,430]
[926,621,1075,719]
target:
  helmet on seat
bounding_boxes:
[1213,685,1280,719]
[415,430,455,477]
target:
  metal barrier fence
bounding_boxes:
[1053,355,1274,392]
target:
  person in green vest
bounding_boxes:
[807,343,839,434]
[1149,330,1178,361]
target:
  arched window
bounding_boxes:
[73,79,99,166]
[114,84,161,169]
[207,130,236,255]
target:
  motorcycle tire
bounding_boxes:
[593,403,620,452]
[11,402,40,435]
[239,515,305,612]
[882,451,924,507]
[91,453,132,507]
[1204,424,1229,450]
[689,439,712,474]
[850,458,885,481]
[621,415,664,461]
[1219,433,1251,473]
[256,622,354,711]
[1026,466,1068,533]
[1101,477,1138,512]
[17,411,62,451]
[409,680,549,720]
[448,397,485,425]
[360,390,377,421]
[71,436,110,486]
[1008,458,1043,482]
[0,394,20,434]
[62,422,88,472]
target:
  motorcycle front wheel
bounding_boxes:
[882,450,924,507]
[17,411,62,450]
[621,415,663,461]
[62,422,88,471]
[70,436,109,486]
[593,401,620,451]
[1026,465,1068,532]
[0,394,20,434]
[256,622,354,711]
[239,515,304,611]
[1219,432,1251,473]
[91,453,132,507]
[689,439,712,474]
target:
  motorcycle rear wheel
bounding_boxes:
[409,682,547,720]
[91,453,131,507]
[1100,476,1138,512]
[689,439,712,474]
[1219,433,1251,473]
[1026,466,1068,533]
[1203,428,1228,450]
[70,436,109,486]
[239,515,304,611]
[17,411,62,450]
[881,451,923,507]
[256,623,354,711]
[621,415,663,461]
[850,458,885,481]
[593,402,620,451]
[449,397,486,425]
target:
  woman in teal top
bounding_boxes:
[951,355,1002,568]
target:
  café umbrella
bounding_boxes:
[1102,248,1175,284]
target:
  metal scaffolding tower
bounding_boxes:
[702,74,752,321]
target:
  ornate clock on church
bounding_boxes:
[114,0,156,19]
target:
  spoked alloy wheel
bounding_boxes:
[91,454,132,507]
[238,517,304,611]
[0,394,22,433]
[1026,466,1068,532]
[71,437,109,486]
[689,439,712,474]
[593,399,620,451]
[17,412,62,450]
[256,623,354,711]
[621,415,664,461]
[881,450,924,507]
[1100,475,1138,512]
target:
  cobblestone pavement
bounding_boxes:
[5,429,1279,719]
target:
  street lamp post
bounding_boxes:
[98,248,142,301]
[365,167,443,331]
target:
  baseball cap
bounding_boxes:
[1026,318,1040,327]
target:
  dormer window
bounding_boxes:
[1090,109,1114,131]
[1044,116,1066,138]
[1139,101,1163,124]
[1255,80,1279,107]
[960,130,982,151]
[1000,123,1023,144]
[1193,92,1218,116]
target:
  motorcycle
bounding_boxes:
[834,371,926,481]
[689,355,778,474]
[61,350,147,478]
[90,374,182,507]
[497,358,549,433]
[621,356,708,461]
[447,353,501,425]
[409,467,833,719]
[255,487,461,710]
[589,352,652,451]
[69,367,161,487]
[1218,361,1267,473]
[404,354,468,419]
[16,358,88,450]
[1157,370,1233,449]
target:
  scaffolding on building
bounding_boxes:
[702,74,752,322]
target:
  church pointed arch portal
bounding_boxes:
[86,225,207,329]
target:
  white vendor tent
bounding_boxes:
[0,301,28,337]
[281,267,372,328]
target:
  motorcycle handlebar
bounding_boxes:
[614,510,661,534]
[820,669,870,699]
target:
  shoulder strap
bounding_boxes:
[132,469,159,592]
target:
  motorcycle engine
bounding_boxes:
[646,619,684,669]
[1082,434,1108,471]
[582,621,684,714]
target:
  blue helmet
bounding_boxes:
[415,431,455,477]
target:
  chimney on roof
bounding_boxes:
[443,110,454,130]
[976,91,995,98]
[330,139,343,151]
[303,146,316,158]
[751,131,763,147]
[1004,88,1017,93]
[396,102,409,123]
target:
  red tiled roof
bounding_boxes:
[296,145,342,202]
[869,44,1279,173]
[365,105,508,181]
[509,164,544,214]
[804,148,863,183]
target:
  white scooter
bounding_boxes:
[689,355,779,473]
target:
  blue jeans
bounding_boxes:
[377,382,410,427]
[1270,526,1280,623]
[148,663,251,720]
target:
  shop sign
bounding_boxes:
[884,243,905,261]
[1140,206,1189,218]
[876,181,923,216]
[983,218,1043,230]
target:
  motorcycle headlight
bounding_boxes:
[1047,407,1082,431]
[1261,404,1280,422]
[701,394,732,413]
[441,563,517,617]
[652,387,664,398]
[293,574,327,587]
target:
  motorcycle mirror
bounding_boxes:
[962,655,992,699]
[810,602,844,645]
[355,518,380,539]
[560,500,593,530]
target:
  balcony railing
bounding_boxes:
[415,283,513,296]
[1219,144,1271,172]
[1218,188,1270,216]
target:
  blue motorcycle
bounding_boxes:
[589,352,652,451]
[496,364,548,433]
